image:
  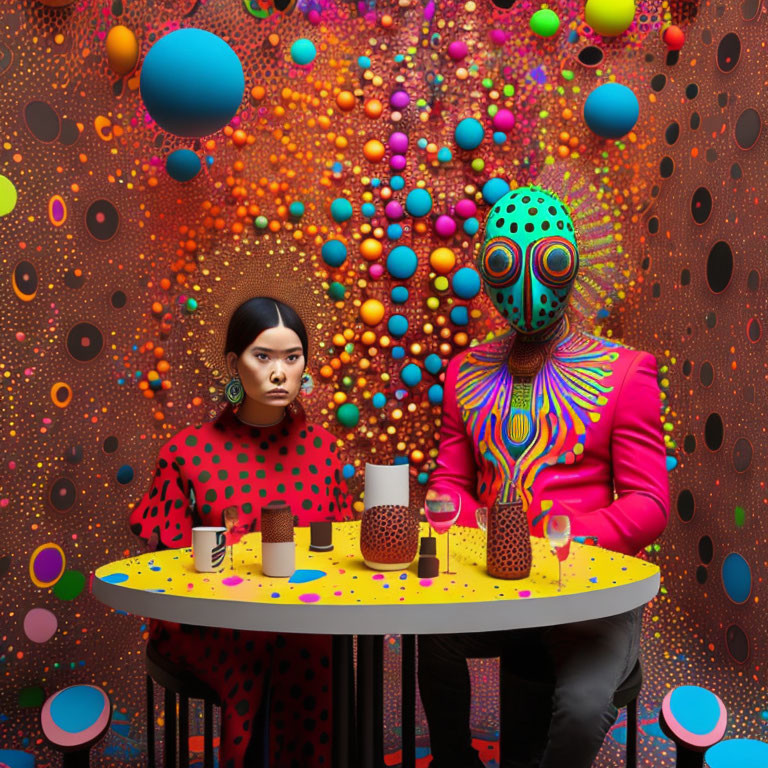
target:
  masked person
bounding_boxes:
[417,186,669,768]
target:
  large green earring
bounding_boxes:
[224,376,244,405]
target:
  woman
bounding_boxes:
[129,297,352,768]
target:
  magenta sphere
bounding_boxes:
[389,131,409,153]
[447,41,468,60]
[434,215,457,238]
[390,91,410,110]
[308,9,321,24]
[490,29,507,45]
[390,154,407,171]
[492,108,515,132]
[369,263,384,279]
[454,198,477,219]
[385,201,404,220]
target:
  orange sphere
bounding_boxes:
[363,139,386,162]
[336,91,356,111]
[360,299,386,326]
[363,99,383,119]
[360,238,383,261]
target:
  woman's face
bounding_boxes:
[227,325,305,408]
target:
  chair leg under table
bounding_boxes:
[203,700,214,768]
[401,635,416,768]
[356,635,386,768]
[626,697,637,768]
[146,675,155,768]
[164,688,176,768]
[332,634,356,768]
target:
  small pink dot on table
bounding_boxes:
[518,590,531,598]
[299,593,321,603]
[419,579,433,587]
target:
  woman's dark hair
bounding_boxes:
[224,297,309,362]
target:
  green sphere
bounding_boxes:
[185,297,198,312]
[329,282,346,300]
[336,402,360,427]
[530,8,561,37]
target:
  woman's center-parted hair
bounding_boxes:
[224,297,309,362]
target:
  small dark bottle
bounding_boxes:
[417,536,440,577]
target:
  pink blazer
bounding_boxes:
[429,329,670,556]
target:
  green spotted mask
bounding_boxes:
[477,186,579,334]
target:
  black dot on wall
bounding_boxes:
[705,311,717,329]
[733,438,753,472]
[695,565,708,584]
[665,122,680,145]
[660,157,674,178]
[746,269,760,291]
[682,360,692,377]
[691,112,701,130]
[677,489,694,522]
[704,413,724,451]
[651,74,667,92]
[681,268,691,285]
[691,187,713,225]
[730,163,742,179]
[707,241,733,293]
[734,108,761,150]
[648,216,660,234]
[683,434,696,453]
[698,535,713,564]
[686,83,699,99]
[725,624,749,663]
[717,32,741,73]
[699,361,714,387]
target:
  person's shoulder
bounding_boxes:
[572,330,655,366]
[160,414,220,455]
[303,420,344,455]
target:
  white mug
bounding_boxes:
[192,527,227,572]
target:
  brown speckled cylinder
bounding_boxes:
[486,500,532,579]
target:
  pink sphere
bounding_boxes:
[447,41,468,61]
[389,131,409,153]
[492,108,515,132]
[385,201,404,220]
[369,263,384,279]
[434,215,457,238]
[390,154,407,171]
[490,29,507,45]
[454,199,477,219]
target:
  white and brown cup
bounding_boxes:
[261,501,295,577]
[192,527,227,572]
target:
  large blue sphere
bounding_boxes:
[455,118,485,150]
[452,267,482,299]
[405,188,433,217]
[321,239,347,267]
[166,149,201,182]
[400,363,422,387]
[482,177,511,204]
[387,245,418,279]
[140,29,244,137]
[583,83,639,139]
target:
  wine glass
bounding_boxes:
[475,506,488,532]
[424,489,461,574]
[545,514,571,590]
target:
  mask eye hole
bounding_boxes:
[532,238,578,287]
[480,237,521,287]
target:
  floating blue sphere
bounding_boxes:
[361,202,376,217]
[117,465,134,484]
[400,363,422,387]
[424,354,442,375]
[387,224,403,240]
[428,384,444,404]
[289,201,305,218]
[387,245,418,279]
[321,239,347,267]
[452,267,482,299]
[291,39,316,66]
[463,218,479,235]
[390,175,405,190]
[330,198,353,222]
[166,149,201,182]
[388,314,409,338]
[450,306,469,325]
[342,463,356,479]
[482,177,511,204]
[493,131,507,145]
[140,29,244,137]
[391,286,409,304]
[372,392,387,408]
[583,83,639,139]
[454,118,485,150]
[391,346,406,360]
[721,553,751,603]
[405,188,433,217]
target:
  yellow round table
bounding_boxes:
[93,522,659,635]
[93,522,659,768]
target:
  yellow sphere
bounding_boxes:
[584,0,636,36]
[429,247,456,274]
[360,299,385,326]
[360,238,383,261]
[106,25,139,76]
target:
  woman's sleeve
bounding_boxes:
[129,439,193,550]
[428,352,482,526]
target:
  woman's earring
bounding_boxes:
[225,376,244,405]
[300,370,314,395]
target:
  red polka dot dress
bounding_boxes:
[129,402,352,768]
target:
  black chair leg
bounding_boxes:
[401,635,416,768]
[147,675,155,768]
[204,700,214,768]
[677,748,705,768]
[626,698,637,768]
[164,688,176,768]
[63,751,89,768]
[179,695,189,768]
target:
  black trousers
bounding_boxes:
[417,607,642,768]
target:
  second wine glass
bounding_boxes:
[424,489,461,574]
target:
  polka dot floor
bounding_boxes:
[1,0,766,765]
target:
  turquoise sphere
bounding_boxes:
[405,188,433,217]
[291,39,317,66]
[336,403,360,427]
[166,149,201,182]
[140,29,244,137]
[400,364,422,387]
[387,245,418,279]
[452,267,482,299]
[454,118,485,150]
[388,314,409,338]
[482,177,511,204]
[330,197,353,222]
[584,83,639,139]
[321,240,347,267]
